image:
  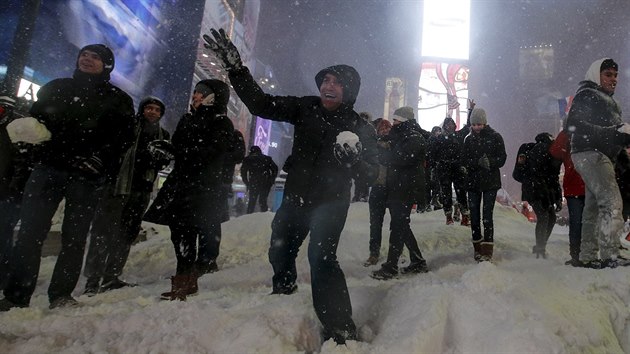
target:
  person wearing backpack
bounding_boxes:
[513,133,562,259]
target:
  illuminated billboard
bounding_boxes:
[417,62,469,130]
[421,0,470,60]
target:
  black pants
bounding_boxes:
[368,184,388,257]
[383,201,424,269]
[247,184,271,213]
[438,167,468,213]
[3,165,102,305]
[84,187,151,281]
[531,200,557,252]
[268,199,356,339]
[468,189,497,243]
[0,194,21,289]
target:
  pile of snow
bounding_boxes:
[2,203,630,353]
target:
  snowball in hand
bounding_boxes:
[335,131,360,153]
[6,117,52,144]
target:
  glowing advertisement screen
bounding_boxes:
[417,62,469,130]
[253,117,272,154]
[421,0,470,60]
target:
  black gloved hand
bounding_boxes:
[202,28,243,72]
[478,155,490,170]
[148,140,175,162]
[333,141,362,167]
[75,156,104,176]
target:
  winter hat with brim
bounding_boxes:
[585,58,618,85]
[315,65,361,106]
[470,108,487,125]
[139,96,166,117]
[392,106,414,122]
[77,44,115,75]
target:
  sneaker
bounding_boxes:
[363,255,379,267]
[370,265,398,280]
[401,261,429,274]
[0,298,28,312]
[49,296,81,309]
[271,283,298,295]
[83,277,101,297]
[100,277,137,293]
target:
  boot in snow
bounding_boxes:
[363,255,379,267]
[160,273,198,301]
[479,242,494,262]
[453,204,461,222]
[460,214,470,227]
[83,277,101,297]
[371,263,398,280]
[401,260,429,274]
[473,241,482,262]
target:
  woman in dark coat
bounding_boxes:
[144,79,234,300]
[461,108,506,262]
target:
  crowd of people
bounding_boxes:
[0,33,629,347]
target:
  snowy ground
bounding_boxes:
[1,202,630,353]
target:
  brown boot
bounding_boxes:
[160,273,198,301]
[480,242,494,262]
[473,241,482,262]
[445,210,454,225]
[460,214,470,227]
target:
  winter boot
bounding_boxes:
[100,277,137,293]
[370,263,398,280]
[400,260,429,274]
[363,255,379,267]
[479,242,494,262]
[453,204,461,222]
[460,214,470,227]
[83,277,101,297]
[532,245,547,259]
[473,241,482,262]
[160,273,198,301]
[445,213,454,225]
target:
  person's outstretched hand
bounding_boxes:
[202,28,243,72]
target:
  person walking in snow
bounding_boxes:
[0,44,135,311]
[143,79,234,299]
[83,96,171,295]
[513,132,562,259]
[204,28,378,344]
[550,128,585,266]
[461,107,506,262]
[371,107,428,280]
[566,58,630,269]
[241,145,278,214]
[363,119,392,266]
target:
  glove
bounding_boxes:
[334,141,362,166]
[618,123,630,135]
[148,140,175,162]
[74,156,104,176]
[478,155,490,170]
[6,117,52,144]
[202,28,243,72]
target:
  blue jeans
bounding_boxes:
[572,151,623,261]
[566,196,584,261]
[3,165,102,305]
[467,190,498,243]
[268,199,356,338]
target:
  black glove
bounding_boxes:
[148,140,175,162]
[75,156,104,176]
[478,155,490,170]
[202,28,243,72]
[333,141,362,166]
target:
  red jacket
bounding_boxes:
[549,130,585,197]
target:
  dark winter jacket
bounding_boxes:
[144,80,234,225]
[228,66,378,206]
[430,117,470,174]
[461,125,506,191]
[383,120,426,205]
[549,129,585,197]
[29,71,135,177]
[0,113,34,199]
[241,147,278,189]
[566,80,630,161]
[616,148,630,214]
[513,133,562,208]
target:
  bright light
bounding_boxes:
[421,0,470,60]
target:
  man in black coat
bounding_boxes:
[241,145,278,213]
[1,44,135,310]
[83,96,171,295]
[371,107,428,280]
[204,28,378,344]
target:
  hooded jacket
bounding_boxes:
[461,125,506,191]
[228,66,377,206]
[566,58,630,161]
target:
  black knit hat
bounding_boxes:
[600,58,618,72]
[77,44,115,74]
[139,96,166,117]
[315,65,361,106]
